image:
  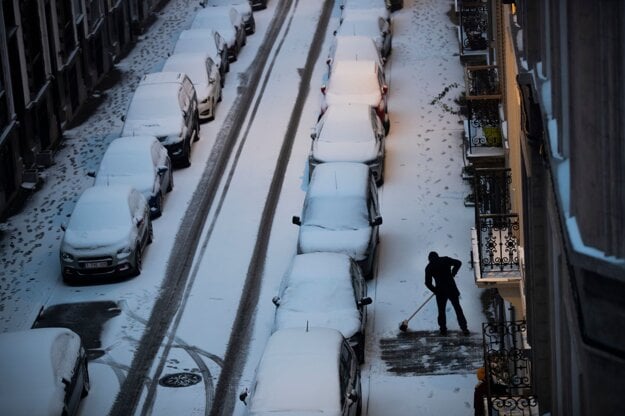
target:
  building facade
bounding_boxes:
[0,0,162,219]
[459,0,625,415]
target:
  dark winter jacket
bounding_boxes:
[425,256,462,296]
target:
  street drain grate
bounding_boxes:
[159,372,202,388]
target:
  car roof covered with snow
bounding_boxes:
[173,29,223,56]
[274,252,362,339]
[298,163,373,260]
[328,35,383,67]
[0,328,82,416]
[95,136,161,195]
[162,52,211,86]
[324,60,383,107]
[248,327,346,415]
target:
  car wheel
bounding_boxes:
[133,246,143,277]
[147,221,153,245]
[62,272,76,286]
[152,192,163,219]
[81,362,90,398]
[180,139,192,168]
[167,170,174,192]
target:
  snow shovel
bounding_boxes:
[399,293,435,332]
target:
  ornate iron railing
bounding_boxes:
[474,168,511,216]
[466,65,501,98]
[458,1,490,52]
[481,321,539,415]
[477,214,520,273]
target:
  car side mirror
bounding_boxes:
[370,216,383,226]
[272,296,280,306]
[358,297,373,307]
[326,57,332,66]
[86,170,96,178]
[121,114,126,122]
[239,388,248,404]
[310,130,317,140]
[157,166,168,175]
[292,216,301,226]
[320,85,326,95]
[60,223,67,231]
[382,85,389,94]
[134,217,144,227]
[333,29,338,36]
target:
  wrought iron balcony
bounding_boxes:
[463,65,504,159]
[471,214,522,284]
[456,0,491,62]
[480,321,540,416]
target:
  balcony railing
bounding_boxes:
[456,0,491,62]
[481,321,539,416]
[472,214,521,280]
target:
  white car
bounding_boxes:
[162,53,222,122]
[0,328,90,416]
[337,11,393,59]
[93,136,173,218]
[173,29,229,84]
[202,0,255,34]
[60,185,153,283]
[310,102,386,185]
[271,252,373,363]
[239,328,362,416]
[292,162,383,279]
[191,6,246,62]
[341,0,392,26]
[321,59,390,133]
[327,35,385,69]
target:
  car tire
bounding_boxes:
[62,272,76,286]
[167,170,174,192]
[133,246,143,277]
[147,221,153,245]
[152,192,163,219]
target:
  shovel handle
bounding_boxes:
[406,293,435,322]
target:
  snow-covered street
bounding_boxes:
[0,1,487,415]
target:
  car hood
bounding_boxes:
[275,308,360,340]
[122,118,181,140]
[313,140,379,163]
[63,226,131,252]
[298,226,371,260]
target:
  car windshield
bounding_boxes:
[100,152,152,176]
[302,196,369,230]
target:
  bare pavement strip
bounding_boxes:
[109,0,334,415]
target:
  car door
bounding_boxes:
[339,341,361,416]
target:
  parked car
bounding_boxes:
[0,328,90,416]
[190,6,246,62]
[341,0,392,27]
[239,327,362,416]
[271,252,373,363]
[321,59,390,133]
[203,0,255,34]
[162,53,222,122]
[336,11,392,59]
[249,0,267,11]
[173,29,229,84]
[121,72,200,168]
[60,185,153,283]
[92,136,173,219]
[309,102,386,185]
[292,162,382,279]
[327,35,385,69]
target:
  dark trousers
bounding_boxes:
[436,292,468,331]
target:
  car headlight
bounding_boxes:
[117,246,132,256]
[61,252,74,261]
[201,97,209,104]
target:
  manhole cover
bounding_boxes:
[159,372,202,388]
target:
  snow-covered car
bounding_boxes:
[327,35,385,70]
[60,185,153,283]
[92,136,173,219]
[292,162,382,279]
[162,53,222,122]
[341,0,392,27]
[239,327,362,416]
[271,252,373,363]
[202,0,255,34]
[309,102,386,185]
[336,11,392,59]
[121,72,200,168]
[249,0,267,11]
[173,29,229,82]
[0,327,90,416]
[190,6,246,62]
[321,59,390,133]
